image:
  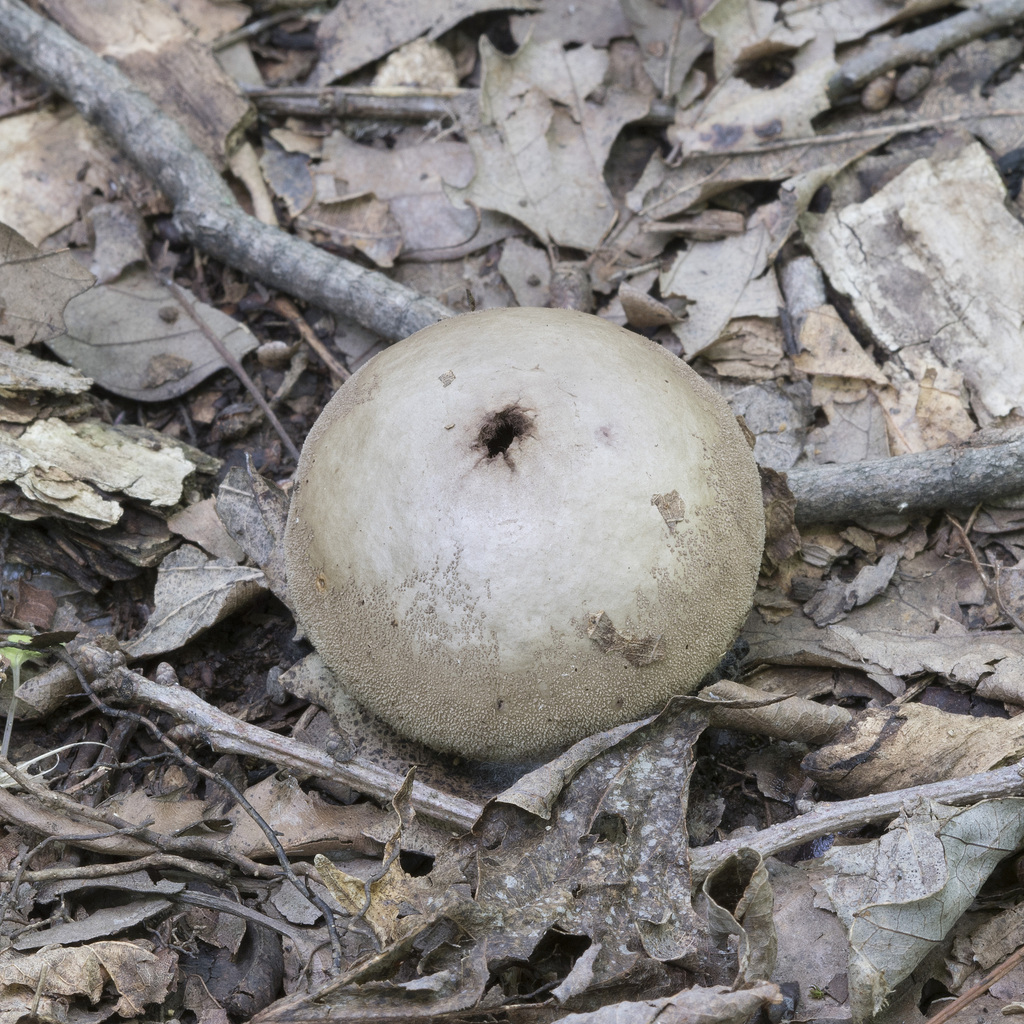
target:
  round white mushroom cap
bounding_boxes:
[284,308,764,761]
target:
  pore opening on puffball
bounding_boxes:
[478,405,532,459]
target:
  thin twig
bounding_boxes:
[244,82,678,126]
[170,888,306,944]
[0,853,227,884]
[829,0,1024,101]
[57,647,345,968]
[164,278,301,462]
[947,512,1024,635]
[272,296,350,382]
[1,826,154,930]
[947,513,990,586]
[74,643,483,833]
[211,10,300,52]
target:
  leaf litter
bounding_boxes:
[4,0,1024,1021]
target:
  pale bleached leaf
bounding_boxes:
[125,544,266,659]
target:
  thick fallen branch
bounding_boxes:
[77,644,483,833]
[689,756,1024,884]
[0,0,451,342]
[785,430,1024,524]
[828,0,1024,102]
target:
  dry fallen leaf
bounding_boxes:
[309,131,515,260]
[660,223,782,357]
[0,223,95,347]
[620,0,708,99]
[451,37,649,251]
[124,543,266,659]
[780,0,951,46]
[0,107,155,246]
[814,799,1024,1020]
[670,33,837,157]
[700,0,813,79]
[49,267,258,402]
[312,0,533,86]
[0,939,175,1021]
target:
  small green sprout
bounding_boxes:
[0,634,42,761]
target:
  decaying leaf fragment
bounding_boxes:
[620,0,708,98]
[660,223,781,357]
[587,610,664,666]
[0,224,96,348]
[216,463,290,603]
[670,33,837,156]
[814,799,1024,1021]
[309,132,510,259]
[267,705,713,1020]
[0,939,175,1020]
[542,982,782,1024]
[0,108,155,247]
[700,0,813,79]
[312,0,533,86]
[803,699,1024,798]
[315,770,427,947]
[699,849,777,984]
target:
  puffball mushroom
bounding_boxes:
[284,308,764,761]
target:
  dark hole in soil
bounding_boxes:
[478,405,531,459]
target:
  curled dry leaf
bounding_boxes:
[804,700,1024,797]
[0,939,175,1020]
[699,849,776,984]
[814,799,1024,1020]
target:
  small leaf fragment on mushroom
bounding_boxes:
[652,489,687,530]
[587,611,664,667]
